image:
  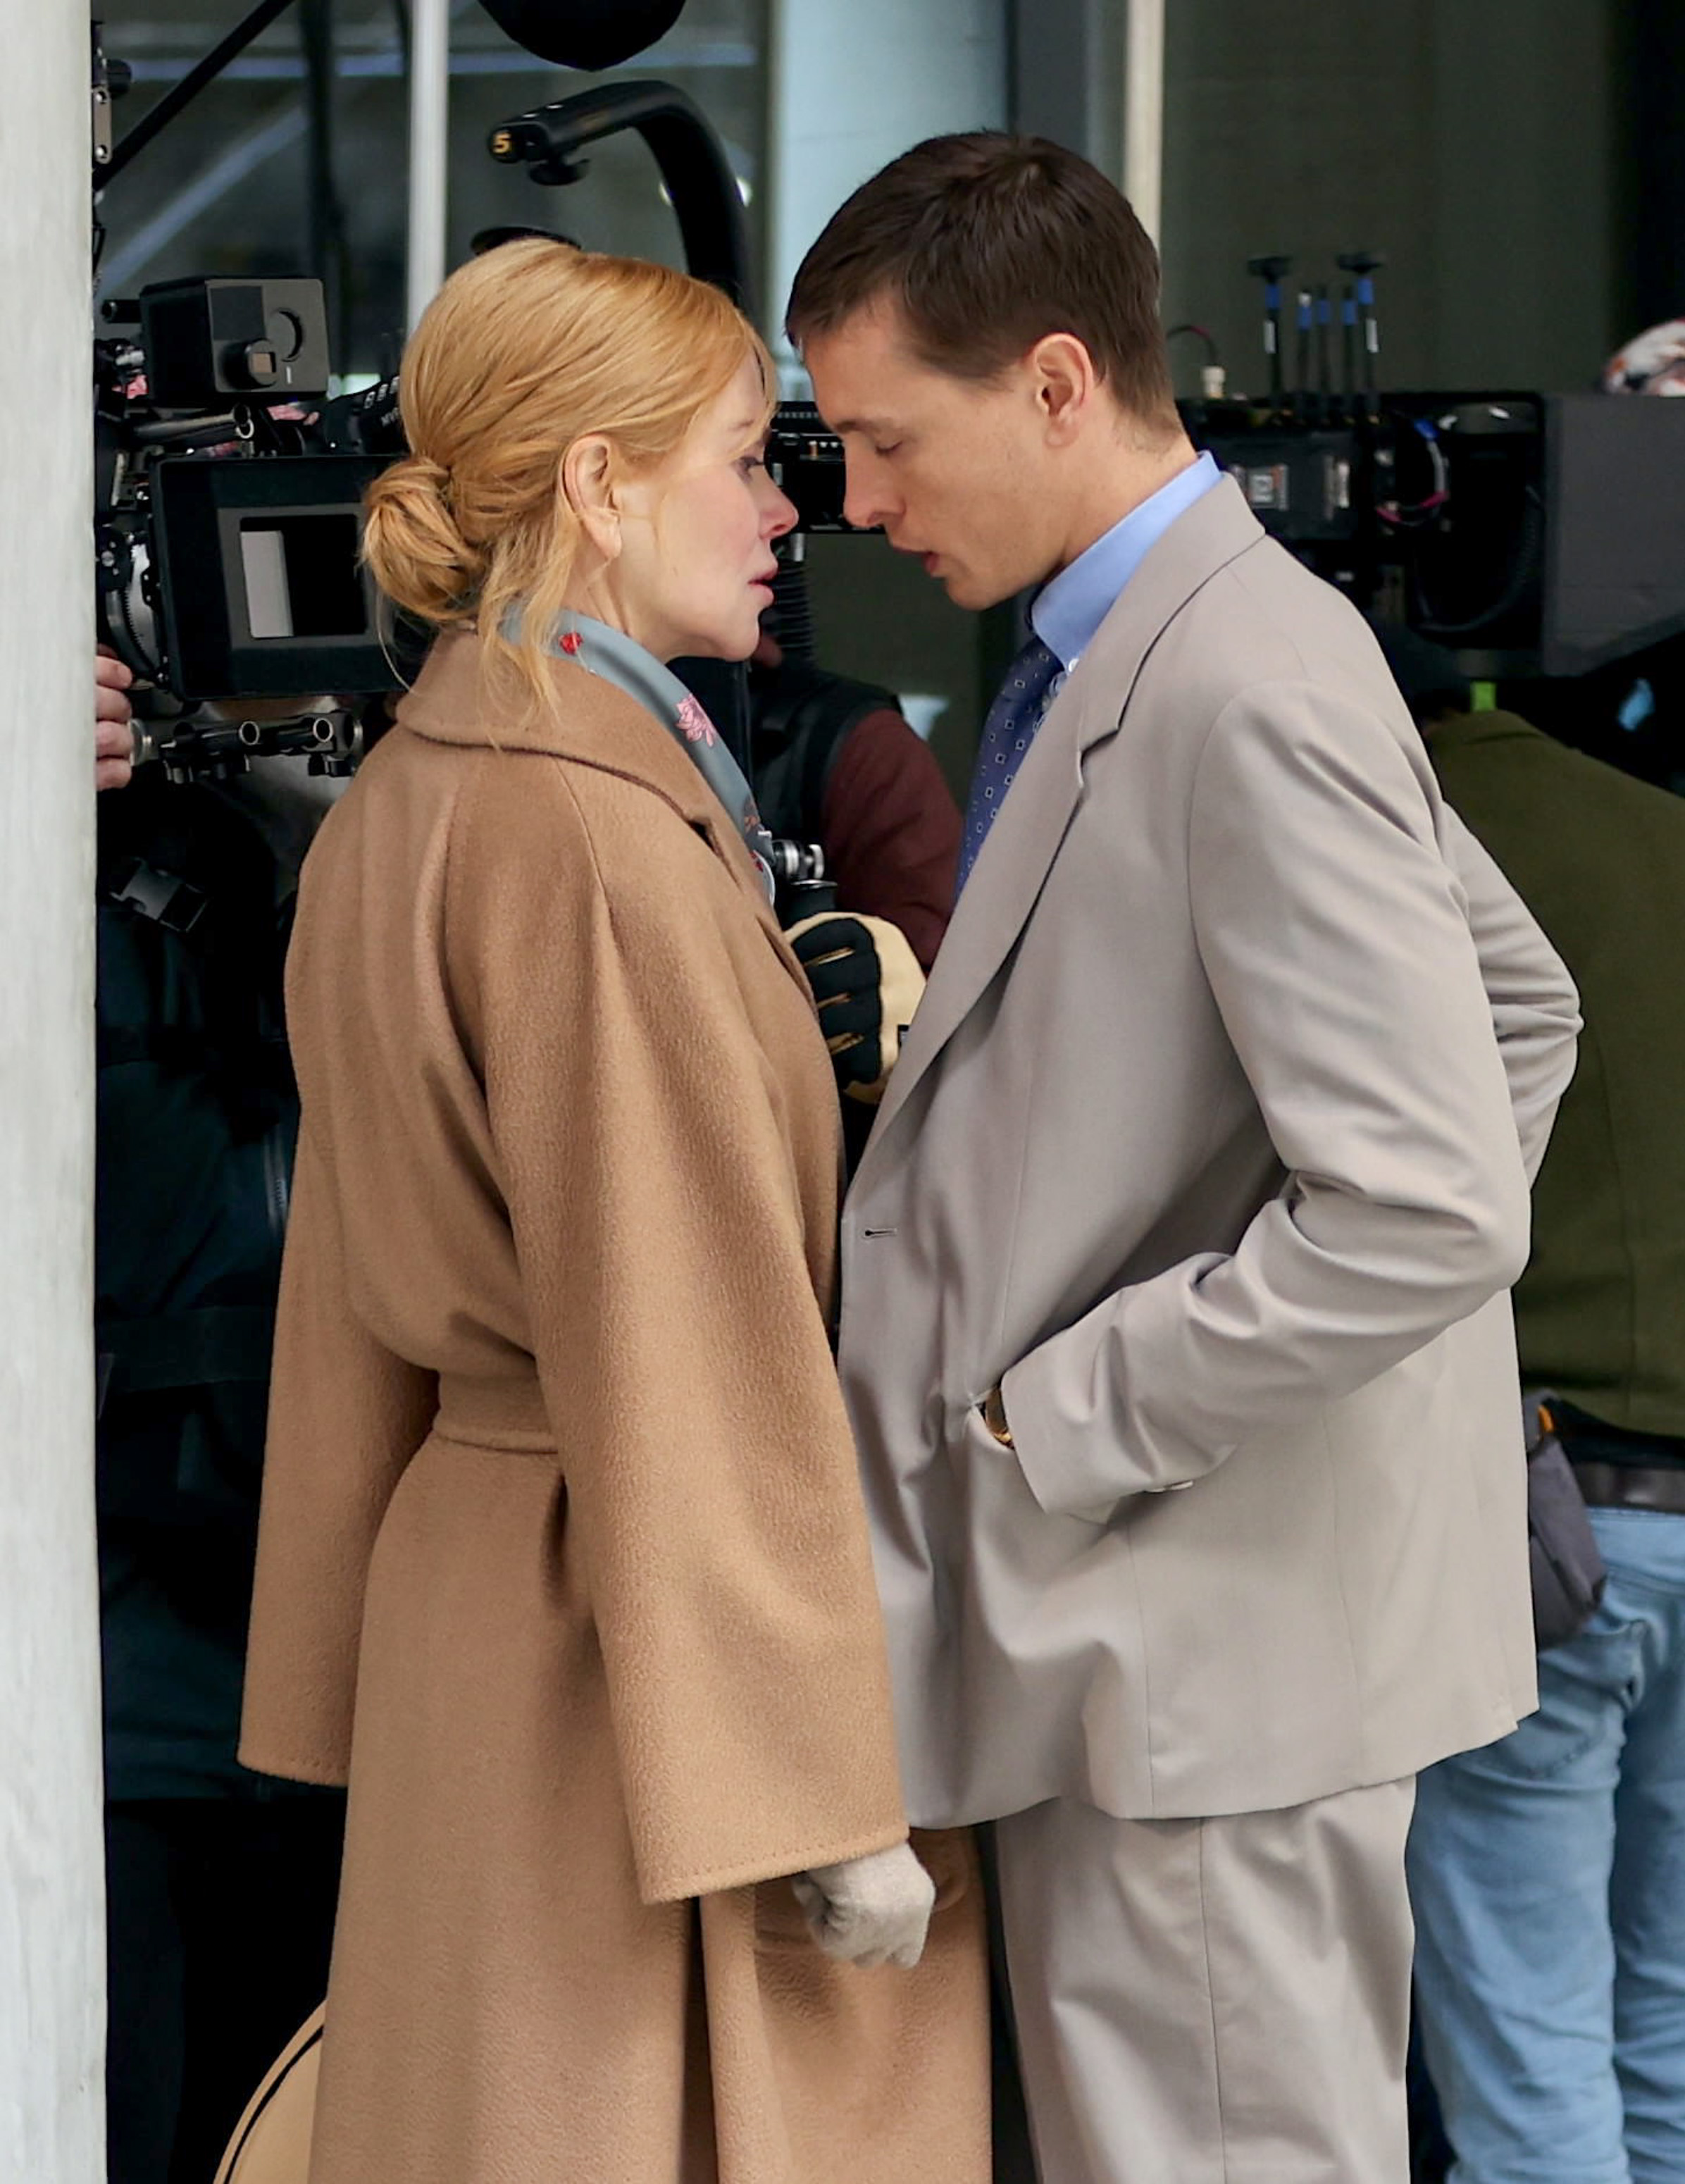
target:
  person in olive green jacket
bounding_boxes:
[1379,624,1685,2184]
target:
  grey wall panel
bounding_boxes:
[1157,0,1622,399]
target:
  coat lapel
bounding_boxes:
[864,478,1265,1166]
[399,628,791,953]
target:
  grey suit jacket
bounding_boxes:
[838,480,1581,1828]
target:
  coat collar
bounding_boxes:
[397,628,784,939]
[862,476,1266,1171]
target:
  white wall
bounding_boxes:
[764,0,1008,362]
[0,0,107,2173]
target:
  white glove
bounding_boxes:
[790,1842,936,1969]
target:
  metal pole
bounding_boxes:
[1123,0,1165,244]
[0,0,106,2173]
[407,0,452,328]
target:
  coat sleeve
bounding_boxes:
[1440,805,1579,1182]
[452,762,907,1905]
[240,1115,441,1783]
[1005,679,1541,1520]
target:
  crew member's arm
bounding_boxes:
[1002,681,1569,1520]
[821,708,960,970]
[786,910,926,1105]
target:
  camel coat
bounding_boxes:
[238,630,988,2184]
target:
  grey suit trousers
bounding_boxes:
[993,1779,1417,2183]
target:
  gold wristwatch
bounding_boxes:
[981,1382,1014,1448]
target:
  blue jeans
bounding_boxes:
[1407,1506,1685,2184]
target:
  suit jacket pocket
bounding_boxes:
[957,1398,1116,1532]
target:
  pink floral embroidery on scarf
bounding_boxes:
[675,693,717,746]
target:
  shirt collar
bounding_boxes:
[1031,450,1221,669]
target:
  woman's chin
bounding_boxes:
[667,625,760,664]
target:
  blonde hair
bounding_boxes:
[362,239,773,712]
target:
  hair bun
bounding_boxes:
[409,452,452,495]
[361,451,482,624]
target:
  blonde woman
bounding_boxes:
[237,240,989,2182]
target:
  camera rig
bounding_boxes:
[94,271,409,781]
[102,1,1682,792]
[94,9,413,781]
[92,6,861,788]
[1176,252,1685,681]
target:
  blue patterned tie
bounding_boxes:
[957,635,1065,891]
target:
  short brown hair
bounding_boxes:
[787,132,1175,426]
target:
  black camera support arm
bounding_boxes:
[102,0,299,187]
[488,81,753,311]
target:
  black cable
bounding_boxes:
[769,552,817,664]
[1166,322,1221,367]
[103,0,299,185]
[1413,488,1545,639]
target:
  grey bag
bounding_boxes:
[1525,1393,1608,1651]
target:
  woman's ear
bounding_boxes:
[560,435,621,560]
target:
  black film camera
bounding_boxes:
[95,273,406,781]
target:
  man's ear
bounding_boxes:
[560,434,622,559]
[1029,333,1098,445]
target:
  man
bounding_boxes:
[1381,638,1685,2184]
[92,655,345,2184]
[788,133,1581,2183]
[748,622,960,972]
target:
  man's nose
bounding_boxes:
[842,457,895,534]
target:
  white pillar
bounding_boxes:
[406,0,452,328]
[765,0,1007,367]
[0,0,106,2176]
[1124,0,1165,242]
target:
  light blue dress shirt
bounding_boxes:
[956,449,1224,889]
[1031,449,1221,670]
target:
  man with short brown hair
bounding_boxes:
[790,133,1581,2182]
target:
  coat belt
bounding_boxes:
[433,1372,557,1454]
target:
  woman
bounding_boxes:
[237,240,989,2182]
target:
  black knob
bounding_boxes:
[239,340,281,389]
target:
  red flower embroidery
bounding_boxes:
[559,630,583,655]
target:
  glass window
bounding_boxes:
[97,1,769,380]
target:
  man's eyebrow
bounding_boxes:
[824,414,892,437]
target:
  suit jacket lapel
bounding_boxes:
[864,478,1265,1167]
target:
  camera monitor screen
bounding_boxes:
[150,452,401,700]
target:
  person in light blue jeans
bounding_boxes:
[1389,636,1685,2184]
[1408,1503,1685,2183]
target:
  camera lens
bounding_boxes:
[266,309,306,362]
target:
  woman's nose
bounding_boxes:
[760,476,799,540]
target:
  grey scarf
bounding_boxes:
[523,608,776,904]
